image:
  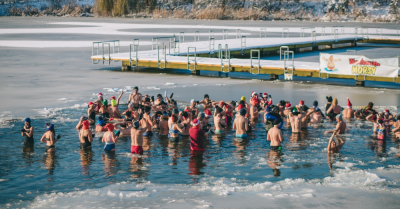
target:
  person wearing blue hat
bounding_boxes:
[40,123,61,153]
[95,116,107,132]
[21,118,34,145]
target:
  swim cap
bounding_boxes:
[336,114,343,120]
[98,93,103,97]
[133,121,140,129]
[219,101,224,106]
[25,118,31,123]
[199,112,205,118]
[273,119,282,125]
[240,96,246,101]
[102,100,108,106]
[172,109,179,115]
[204,94,209,99]
[98,116,105,126]
[347,97,352,108]
[192,118,200,126]
[46,123,54,131]
[134,86,138,90]
[172,115,178,123]
[237,104,244,110]
[105,123,114,131]
[88,102,94,106]
[313,101,318,107]
[204,109,212,117]
[82,120,90,130]
[326,96,332,102]
[240,108,246,116]
[110,99,116,106]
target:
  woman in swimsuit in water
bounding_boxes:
[40,123,60,153]
[327,98,341,121]
[79,120,93,149]
[102,124,119,151]
[21,118,34,145]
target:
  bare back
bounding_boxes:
[267,127,283,146]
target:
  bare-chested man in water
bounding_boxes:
[130,121,147,155]
[267,119,284,152]
[342,97,354,121]
[233,108,249,139]
[288,107,304,134]
[129,86,142,110]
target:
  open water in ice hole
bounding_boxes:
[1,103,400,204]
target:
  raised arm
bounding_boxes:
[327,133,335,151]
[117,91,124,105]
[336,135,345,149]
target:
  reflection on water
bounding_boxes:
[1,104,400,205]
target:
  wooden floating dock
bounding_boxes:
[91,34,400,85]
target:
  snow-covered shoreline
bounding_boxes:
[1,0,399,23]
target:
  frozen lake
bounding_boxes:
[0,17,400,208]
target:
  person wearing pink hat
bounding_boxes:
[342,97,354,121]
[189,119,205,152]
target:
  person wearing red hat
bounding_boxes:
[283,102,292,117]
[342,97,354,121]
[87,101,96,124]
[109,91,124,119]
[299,100,305,106]
[189,119,205,152]
[250,92,260,107]
[261,93,272,108]
[94,93,103,112]
[79,120,93,149]
[102,123,119,151]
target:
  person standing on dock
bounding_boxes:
[342,97,354,121]
[128,86,142,110]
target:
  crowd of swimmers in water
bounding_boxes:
[21,86,400,159]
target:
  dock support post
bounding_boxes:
[356,80,365,87]
[192,70,200,75]
[121,65,131,71]
[270,74,279,80]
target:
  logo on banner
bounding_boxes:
[349,58,379,76]
[322,55,341,72]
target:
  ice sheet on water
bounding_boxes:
[165,83,175,86]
